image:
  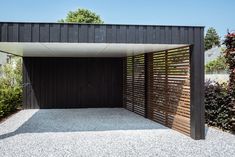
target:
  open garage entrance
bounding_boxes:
[0,22,204,139]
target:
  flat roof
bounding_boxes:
[0,22,203,57]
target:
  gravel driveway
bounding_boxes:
[0,108,234,157]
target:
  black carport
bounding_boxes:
[0,22,204,139]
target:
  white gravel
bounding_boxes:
[0,108,234,157]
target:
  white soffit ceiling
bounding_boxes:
[0,42,188,57]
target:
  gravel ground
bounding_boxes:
[0,108,234,157]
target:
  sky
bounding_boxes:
[0,0,234,38]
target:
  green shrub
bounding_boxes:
[0,87,22,117]
[0,57,22,118]
[205,55,228,73]
[205,81,234,131]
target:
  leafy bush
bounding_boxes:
[0,87,22,117]
[205,55,228,73]
[223,31,235,132]
[205,80,234,132]
[224,32,235,49]
[0,57,22,118]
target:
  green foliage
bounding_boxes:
[205,31,235,133]
[223,32,235,132]
[0,57,22,118]
[205,81,233,131]
[58,8,104,24]
[205,55,228,73]
[205,27,220,51]
[0,87,22,117]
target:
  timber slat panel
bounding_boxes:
[123,46,191,137]
[133,54,145,116]
[124,54,145,116]
[148,47,191,136]
[125,57,134,111]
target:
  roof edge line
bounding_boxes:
[0,21,205,28]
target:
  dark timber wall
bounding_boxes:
[0,22,205,139]
[1,22,203,45]
[23,57,123,109]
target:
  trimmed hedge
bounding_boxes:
[205,81,234,132]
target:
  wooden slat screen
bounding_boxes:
[125,56,134,111]
[123,46,191,136]
[133,54,145,116]
[148,47,191,136]
[124,54,145,116]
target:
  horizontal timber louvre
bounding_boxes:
[125,57,134,111]
[133,54,146,116]
[124,46,191,136]
[124,54,145,116]
[148,47,191,136]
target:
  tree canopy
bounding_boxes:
[58,8,104,24]
[205,27,220,51]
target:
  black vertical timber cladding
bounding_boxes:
[127,26,135,43]
[160,27,165,44]
[32,24,39,42]
[23,57,123,109]
[1,23,8,41]
[7,24,13,42]
[165,26,172,44]
[68,24,78,42]
[106,25,113,43]
[60,24,68,42]
[172,27,180,44]
[0,22,203,46]
[79,25,88,42]
[0,23,1,42]
[136,26,144,43]
[112,25,117,43]
[155,26,160,43]
[0,22,205,139]
[39,24,49,42]
[88,25,95,43]
[50,24,60,42]
[190,27,205,139]
[19,23,31,42]
[95,25,106,43]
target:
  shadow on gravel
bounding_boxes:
[0,108,168,140]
